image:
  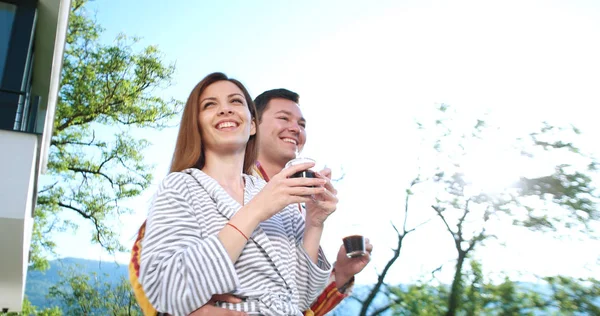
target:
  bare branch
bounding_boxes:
[69,166,115,187]
[407,216,437,233]
[52,131,97,147]
[360,221,405,316]
[371,304,394,315]
[57,201,107,249]
[432,205,455,237]
[38,181,59,194]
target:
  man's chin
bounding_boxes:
[278,154,296,165]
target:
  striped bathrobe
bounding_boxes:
[139,168,332,316]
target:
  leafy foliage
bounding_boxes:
[46,266,142,316]
[31,0,182,270]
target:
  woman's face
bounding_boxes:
[198,80,256,154]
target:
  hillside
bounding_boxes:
[25,258,129,309]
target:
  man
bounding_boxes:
[251,88,373,316]
[193,89,373,316]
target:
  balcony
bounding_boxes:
[0,0,71,312]
[0,88,43,134]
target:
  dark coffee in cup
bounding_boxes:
[290,169,316,179]
[343,235,366,258]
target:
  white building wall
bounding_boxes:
[0,130,38,311]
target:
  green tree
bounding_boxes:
[462,261,546,315]
[32,0,182,270]
[388,283,449,315]
[423,105,598,315]
[543,276,600,315]
[47,267,141,316]
[0,298,62,316]
[357,104,599,315]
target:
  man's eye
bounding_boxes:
[278,117,289,121]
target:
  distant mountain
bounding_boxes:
[25,257,129,309]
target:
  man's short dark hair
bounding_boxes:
[253,88,299,122]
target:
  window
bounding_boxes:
[0,2,16,86]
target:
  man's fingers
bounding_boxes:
[212,294,243,304]
[365,238,373,253]
[319,168,332,179]
[361,252,371,264]
[313,189,338,204]
[322,178,337,195]
[315,171,337,194]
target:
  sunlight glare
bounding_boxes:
[460,138,525,196]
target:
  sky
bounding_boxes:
[50,0,600,286]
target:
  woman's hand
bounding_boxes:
[248,162,326,222]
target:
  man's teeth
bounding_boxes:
[218,122,237,129]
[282,138,297,145]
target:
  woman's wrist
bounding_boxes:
[230,205,261,235]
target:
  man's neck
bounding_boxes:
[256,155,286,180]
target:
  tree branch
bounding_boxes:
[69,166,115,187]
[359,223,404,316]
[432,205,456,238]
[57,201,107,249]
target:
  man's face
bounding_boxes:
[257,98,307,166]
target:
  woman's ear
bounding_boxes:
[250,118,257,136]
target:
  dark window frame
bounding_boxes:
[0,0,39,132]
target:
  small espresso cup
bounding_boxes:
[342,235,367,258]
[285,157,317,179]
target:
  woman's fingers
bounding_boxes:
[287,185,326,197]
[284,177,326,188]
[278,162,316,178]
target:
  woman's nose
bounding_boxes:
[218,103,234,115]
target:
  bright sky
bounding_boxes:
[51,0,600,286]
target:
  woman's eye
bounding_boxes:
[278,117,289,121]
[203,102,215,109]
[232,98,244,104]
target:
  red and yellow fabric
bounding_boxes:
[129,221,157,316]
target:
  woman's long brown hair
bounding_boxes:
[169,72,259,174]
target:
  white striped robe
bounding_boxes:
[139,168,332,316]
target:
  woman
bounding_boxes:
[136,72,334,316]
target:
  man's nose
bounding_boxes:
[287,122,300,134]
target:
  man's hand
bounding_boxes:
[334,238,373,290]
[305,168,338,227]
[188,294,248,316]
